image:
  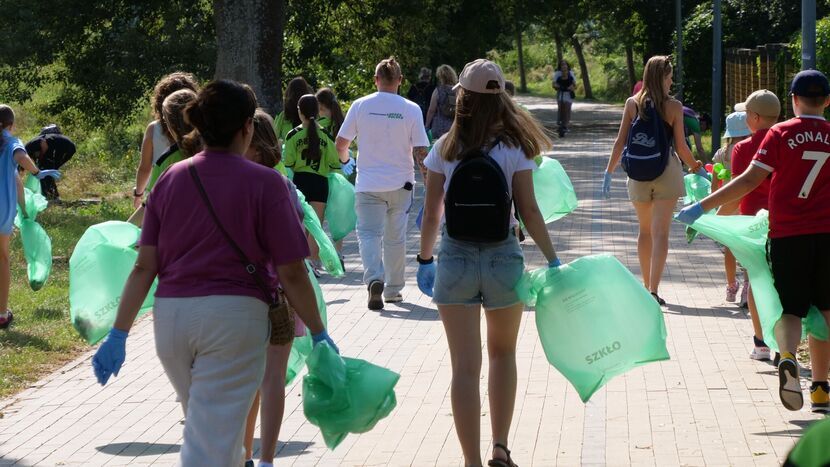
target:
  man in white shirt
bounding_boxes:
[336,57,430,310]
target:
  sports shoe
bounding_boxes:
[750,336,771,361]
[773,352,780,366]
[244,460,254,467]
[0,310,13,329]
[810,382,829,413]
[384,293,403,303]
[368,280,384,310]
[778,352,803,411]
[726,282,739,302]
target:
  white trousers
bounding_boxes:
[153,295,269,467]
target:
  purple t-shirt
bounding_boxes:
[140,151,309,301]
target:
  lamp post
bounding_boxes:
[803,0,817,70]
[711,0,722,154]
[676,0,684,101]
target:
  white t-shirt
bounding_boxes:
[338,91,430,192]
[151,120,173,164]
[424,139,537,227]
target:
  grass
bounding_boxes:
[0,117,138,400]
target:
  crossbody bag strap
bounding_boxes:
[187,158,276,303]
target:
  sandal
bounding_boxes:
[488,443,517,467]
[650,292,666,306]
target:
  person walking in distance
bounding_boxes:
[336,57,430,310]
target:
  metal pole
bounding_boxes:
[802,0,817,70]
[676,0,684,101]
[711,0,722,155]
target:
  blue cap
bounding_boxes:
[790,70,830,97]
[723,111,751,139]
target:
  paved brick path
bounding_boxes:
[1,99,826,466]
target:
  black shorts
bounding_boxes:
[768,233,830,318]
[292,171,329,203]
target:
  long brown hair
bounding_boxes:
[297,94,321,163]
[151,72,200,140]
[635,56,672,121]
[162,89,201,157]
[0,105,14,145]
[249,109,281,168]
[284,77,313,128]
[440,88,551,161]
[315,88,344,137]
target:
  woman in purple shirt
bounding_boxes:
[91,80,336,467]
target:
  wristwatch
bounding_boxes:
[416,254,434,265]
[133,187,144,197]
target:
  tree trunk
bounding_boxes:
[625,43,637,92]
[213,0,285,115]
[554,31,564,65]
[516,20,527,93]
[570,35,593,99]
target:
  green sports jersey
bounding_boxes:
[318,116,332,132]
[784,417,830,467]
[148,144,185,191]
[273,111,296,143]
[283,124,341,176]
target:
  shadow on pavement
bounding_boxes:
[379,302,439,321]
[95,442,180,456]
[752,419,819,437]
[275,440,314,458]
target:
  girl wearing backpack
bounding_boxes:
[417,59,559,467]
[425,64,459,139]
[602,55,704,305]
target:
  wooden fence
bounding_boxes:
[725,43,795,118]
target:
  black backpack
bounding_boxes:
[39,124,62,136]
[445,140,511,243]
[620,101,671,181]
[438,86,456,118]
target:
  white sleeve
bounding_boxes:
[410,104,430,147]
[337,100,359,141]
[424,141,444,173]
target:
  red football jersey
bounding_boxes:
[752,116,830,238]
[732,129,771,215]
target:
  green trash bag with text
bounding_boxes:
[297,190,343,277]
[325,173,356,242]
[683,173,713,244]
[517,254,670,402]
[303,342,400,449]
[69,221,157,344]
[15,187,52,290]
[684,211,828,350]
[285,263,329,385]
[521,157,578,226]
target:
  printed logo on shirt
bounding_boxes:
[369,112,404,120]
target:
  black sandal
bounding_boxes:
[650,292,666,306]
[488,443,517,467]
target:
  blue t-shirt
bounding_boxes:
[0,130,23,235]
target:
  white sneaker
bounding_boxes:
[750,346,771,361]
[384,293,403,303]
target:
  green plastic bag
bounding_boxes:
[296,190,343,277]
[517,254,670,402]
[325,173,356,242]
[24,174,42,196]
[684,211,829,350]
[303,342,400,449]
[69,221,157,344]
[683,174,713,243]
[522,157,578,226]
[15,187,52,290]
[285,263,328,385]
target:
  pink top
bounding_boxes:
[141,151,310,301]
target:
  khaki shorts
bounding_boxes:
[627,154,685,202]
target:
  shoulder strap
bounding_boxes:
[187,158,276,303]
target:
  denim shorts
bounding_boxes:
[433,231,525,309]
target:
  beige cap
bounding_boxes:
[734,89,780,118]
[454,59,505,94]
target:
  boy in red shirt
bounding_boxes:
[678,70,830,413]
[730,89,780,361]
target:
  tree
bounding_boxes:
[213,0,285,114]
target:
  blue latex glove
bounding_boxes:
[312,330,340,354]
[417,262,436,297]
[35,169,61,180]
[548,258,562,268]
[341,158,356,177]
[601,172,612,198]
[695,167,711,180]
[676,202,705,225]
[92,328,128,385]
